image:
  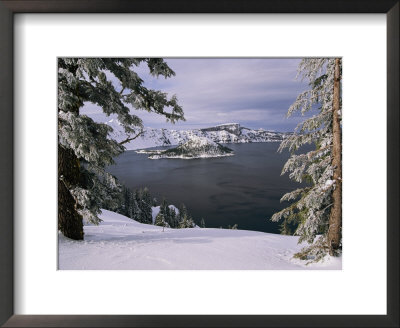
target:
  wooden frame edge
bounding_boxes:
[0,1,398,327]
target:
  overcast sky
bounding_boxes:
[83,58,311,132]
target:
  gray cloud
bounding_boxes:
[82,58,315,132]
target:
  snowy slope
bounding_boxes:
[58,210,341,270]
[105,121,289,150]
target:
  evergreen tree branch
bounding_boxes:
[271,58,341,261]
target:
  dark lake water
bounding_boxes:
[106,143,302,234]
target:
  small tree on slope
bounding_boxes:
[271,58,342,260]
[155,212,168,232]
[58,58,184,240]
[139,187,153,224]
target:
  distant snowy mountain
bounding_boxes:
[104,120,289,150]
[145,137,234,159]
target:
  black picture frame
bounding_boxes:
[0,1,398,327]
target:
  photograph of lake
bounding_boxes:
[58,58,342,269]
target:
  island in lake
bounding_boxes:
[137,136,234,159]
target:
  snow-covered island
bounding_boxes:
[58,209,341,270]
[141,137,234,159]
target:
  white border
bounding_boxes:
[14,14,387,315]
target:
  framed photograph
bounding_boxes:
[1,1,398,327]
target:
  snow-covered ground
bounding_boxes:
[58,209,342,270]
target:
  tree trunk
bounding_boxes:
[327,58,342,255]
[58,144,84,240]
[58,60,84,240]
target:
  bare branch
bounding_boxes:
[118,129,144,145]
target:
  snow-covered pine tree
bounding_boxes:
[155,212,168,231]
[155,212,164,226]
[187,216,196,228]
[58,58,184,239]
[128,189,136,219]
[122,186,132,218]
[96,172,122,213]
[175,203,196,228]
[168,207,177,228]
[178,214,189,229]
[132,190,142,222]
[271,58,342,261]
[178,203,187,222]
[159,198,169,223]
[179,213,195,229]
[139,187,153,224]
